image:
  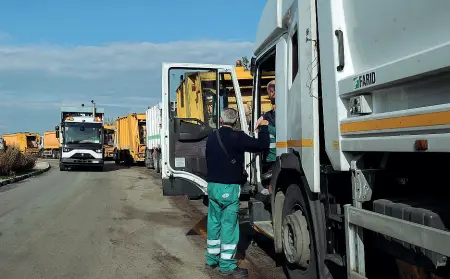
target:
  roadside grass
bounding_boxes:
[0,147,37,178]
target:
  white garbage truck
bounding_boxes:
[145,102,162,173]
[56,102,105,171]
[161,1,450,278]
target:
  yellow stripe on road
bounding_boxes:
[276,139,314,148]
[340,110,450,133]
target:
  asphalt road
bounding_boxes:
[0,160,286,279]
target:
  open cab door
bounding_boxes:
[161,63,249,197]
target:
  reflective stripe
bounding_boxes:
[221,244,237,250]
[221,253,234,260]
[207,248,220,255]
[207,239,220,246]
[269,143,276,148]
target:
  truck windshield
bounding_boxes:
[64,123,102,144]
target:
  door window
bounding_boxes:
[169,68,220,129]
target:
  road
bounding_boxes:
[0,160,286,279]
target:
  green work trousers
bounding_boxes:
[205,182,240,272]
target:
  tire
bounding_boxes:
[281,184,319,279]
[59,163,66,171]
[114,149,120,165]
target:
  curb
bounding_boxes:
[0,162,51,187]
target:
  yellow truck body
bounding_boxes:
[41,131,60,158]
[114,113,146,164]
[103,124,115,160]
[175,64,274,125]
[2,132,41,155]
[43,131,60,149]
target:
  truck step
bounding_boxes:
[252,221,274,239]
[248,198,271,222]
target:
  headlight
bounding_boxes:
[95,149,102,153]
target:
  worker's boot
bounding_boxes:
[219,267,249,278]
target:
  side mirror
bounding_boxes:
[55,125,59,131]
[56,131,60,138]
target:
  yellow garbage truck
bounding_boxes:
[114,113,146,165]
[41,131,60,158]
[174,61,273,128]
[103,124,115,160]
[2,132,41,155]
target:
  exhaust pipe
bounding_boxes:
[91,100,96,120]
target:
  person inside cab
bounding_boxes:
[255,80,276,199]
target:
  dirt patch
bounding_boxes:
[115,205,196,228]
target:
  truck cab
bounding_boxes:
[160,63,252,198]
[57,104,105,171]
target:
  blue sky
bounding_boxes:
[0,0,266,135]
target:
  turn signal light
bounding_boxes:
[414,140,428,151]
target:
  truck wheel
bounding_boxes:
[59,163,66,171]
[114,150,120,165]
[281,185,318,279]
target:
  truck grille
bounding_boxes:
[71,153,95,159]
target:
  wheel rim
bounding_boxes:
[282,209,311,270]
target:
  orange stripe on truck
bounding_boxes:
[340,110,450,133]
[276,139,314,148]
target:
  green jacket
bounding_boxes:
[266,125,276,162]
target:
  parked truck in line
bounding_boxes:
[103,124,115,160]
[114,113,146,165]
[174,61,273,128]
[161,1,450,278]
[56,102,105,171]
[1,132,40,155]
[40,131,60,159]
[145,103,162,173]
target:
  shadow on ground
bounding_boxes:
[187,214,288,278]
[65,163,125,172]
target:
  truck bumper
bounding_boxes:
[60,158,104,166]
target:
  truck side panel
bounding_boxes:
[146,103,162,150]
[43,131,60,149]
[317,0,450,171]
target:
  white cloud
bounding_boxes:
[0,39,254,134]
[0,41,253,78]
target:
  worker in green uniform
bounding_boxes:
[205,107,269,277]
[255,80,276,200]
